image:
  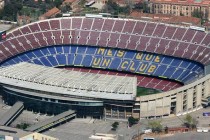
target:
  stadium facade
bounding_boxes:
[0,17,210,119]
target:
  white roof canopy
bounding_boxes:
[0,62,137,100]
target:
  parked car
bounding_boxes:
[197,127,209,132]
[143,137,156,140]
[142,128,152,134]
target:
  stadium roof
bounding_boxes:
[0,63,137,100]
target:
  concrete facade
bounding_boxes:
[135,74,210,118]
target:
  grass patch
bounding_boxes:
[136,86,161,96]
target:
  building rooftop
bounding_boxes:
[40,7,60,19]
[0,62,137,100]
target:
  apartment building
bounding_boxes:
[149,0,210,20]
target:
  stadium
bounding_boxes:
[0,16,210,119]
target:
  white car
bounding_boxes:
[203,129,209,132]
[143,137,155,140]
[142,128,152,134]
[197,128,202,132]
[197,127,209,132]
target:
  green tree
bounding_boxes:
[111,122,119,131]
[133,2,143,10]
[143,2,150,13]
[38,0,42,5]
[0,0,23,21]
[106,0,118,10]
[78,0,86,6]
[61,4,72,13]
[16,123,30,130]
[148,120,163,133]
[192,9,204,19]
[164,126,169,134]
[40,4,47,13]
[183,114,198,129]
[128,116,139,127]
[45,0,53,4]
[119,5,130,14]
[54,0,62,8]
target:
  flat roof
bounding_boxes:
[0,63,136,100]
[26,110,75,132]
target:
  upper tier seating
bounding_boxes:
[1,17,210,65]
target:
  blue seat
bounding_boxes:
[171,69,184,80]
[109,57,121,70]
[118,59,131,71]
[74,54,83,65]
[76,46,87,54]
[40,57,52,67]
[26,52,37,59]
[19,54,30,61]
[161,57,173,65]
[1,59,15,66]
[70,46,77,54]
[33,50,43,57]
[40,48,50,55]
[32,59,43,66]
[13,57,23,64]
[187,63,196,69]
[192,64,200,71]
[55,46,63,54]
[100,57,112,68]
[91,55,103,67]
[154,65,167,76]
[124,51,137,59]
[130,60,141,73]
[104,49,117,57]
[180,61,190,68]
[1,62,10,67]
[164,67,176,78]
[48,47,56,54]
[179,69,190,80]
[67,54,75,65]
[63,46,70,54]
[170,59,181,67]
[183,72,198,82]
[82,55,92,67]
[56,54,66,65]
[86,47,96,54]
[46,56,58,66]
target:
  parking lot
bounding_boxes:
[43,118,143,140]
